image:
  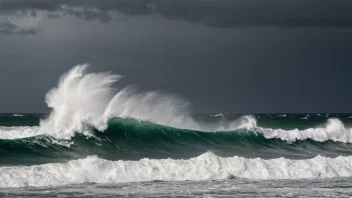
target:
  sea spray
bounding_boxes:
[1,65,352,145]
[38,64,255,139]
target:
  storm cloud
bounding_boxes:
[0,0,352,113]
[0,21,37,35]
[1,0,352,28]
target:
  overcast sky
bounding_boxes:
[1,0,352,113]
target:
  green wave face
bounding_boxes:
[2,116,352,166]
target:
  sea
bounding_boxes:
[1,65,352,197]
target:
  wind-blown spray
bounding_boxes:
[38,64,253,139]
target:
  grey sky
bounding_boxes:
[0,0,352,113]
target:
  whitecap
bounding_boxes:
[2,153,352,188]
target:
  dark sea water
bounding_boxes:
[2,113,352,197]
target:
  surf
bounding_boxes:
[4,64,352,145]
[2,152,352,188]
[2,65,352,189]
[3,117,352,166]
[2,64,352,167]
[37,64,256,140]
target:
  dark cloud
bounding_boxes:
[30,10,37,17]
[0,21,37,35]
[46,13,61,19]
[16,28,37,35]
[62,7,112,22]
[1,0,352,27]
[0,22,16,35]
[0,0,352,113]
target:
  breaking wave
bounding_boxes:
[1,64,352,145]
[2,116,352,144]
[37,64,255,139]
[2,152,352,188]
[2,64,352,189]
[2,117,352,166]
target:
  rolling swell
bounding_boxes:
[2,118,352,166]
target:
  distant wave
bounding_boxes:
[0,114,25,117]
[12,114,24,117]
[256,118,352,143]
[2,152,352,188]
[211,113,224,117]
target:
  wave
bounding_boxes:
[34,65,352,144]
[211,113,224,117]
[3,65,352,189]
[2,152,352,188]
[0,126,40,139]
[12,114,24,117]
[3,118,352,166]
[1,65,352,151]
[255,118,352,143]
[36,64,255,140]
[3,115,352,144]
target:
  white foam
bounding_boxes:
[212,113,224,117]
[4,65,352,144]
[12,114,24,117]
[5,116,352,144]
[222,116,352,143]
[37,64,256,139]
[0,126,41,139]
[255,118,352,143]
[1,152,352,188]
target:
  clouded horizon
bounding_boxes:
[1,0,352,113]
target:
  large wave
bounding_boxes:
[2,117,352,144]
[38,64,254,139]
[2,118,352,166]
[2,64,352,144]
[3,65,352,188]
[2,152,352,188]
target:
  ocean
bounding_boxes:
[1,65,352,197]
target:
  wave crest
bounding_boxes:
[256,118,352,143]
[38,64,256,139]
[0,126,40,140]
[2,65,352,145]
